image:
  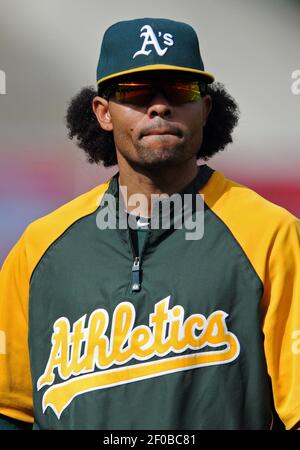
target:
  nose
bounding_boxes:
[147,91,172,118]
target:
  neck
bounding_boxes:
[118,157,199,217]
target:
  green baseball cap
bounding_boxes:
[96,18,215,87]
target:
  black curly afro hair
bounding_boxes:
[66,81,240,167]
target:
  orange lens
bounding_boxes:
[115,83,154,105]
[164,81,201,104]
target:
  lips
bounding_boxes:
[144,129,178,136]
[141,126,182,138]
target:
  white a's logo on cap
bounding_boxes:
[133,25,174,59]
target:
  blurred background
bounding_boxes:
[0,0,299,264]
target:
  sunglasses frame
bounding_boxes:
[100,76,208,105]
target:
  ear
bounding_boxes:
[202,94,212,127]
[92,96,113,131]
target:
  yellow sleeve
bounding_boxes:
[262,218,300,429]
[201,170,300,429]
[0,229,34,423]
[0,181,108,424]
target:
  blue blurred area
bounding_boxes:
[1,196,68,264]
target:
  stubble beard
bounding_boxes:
[134,140,192,169]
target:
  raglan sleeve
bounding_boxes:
[262,217,300,429]
[0,229,34,423]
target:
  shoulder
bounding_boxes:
[202,169,297,229]
[4,180,110,278]
[26,181,108,239]
[201,169,300,282]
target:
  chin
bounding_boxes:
[136,145,187,166]
[137,154,187,170]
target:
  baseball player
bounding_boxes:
[0,18,299,430]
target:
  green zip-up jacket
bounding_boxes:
[0,165,300,429]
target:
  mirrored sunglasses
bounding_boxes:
[103,78,207,106]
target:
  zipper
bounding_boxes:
[129,227,150,292]
[131,256,141,292]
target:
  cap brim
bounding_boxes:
[97,64,215,85]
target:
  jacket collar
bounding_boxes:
[103,164,214,247]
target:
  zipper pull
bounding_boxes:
[131,257,141,292]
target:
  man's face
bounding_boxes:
[93,72,212,170]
